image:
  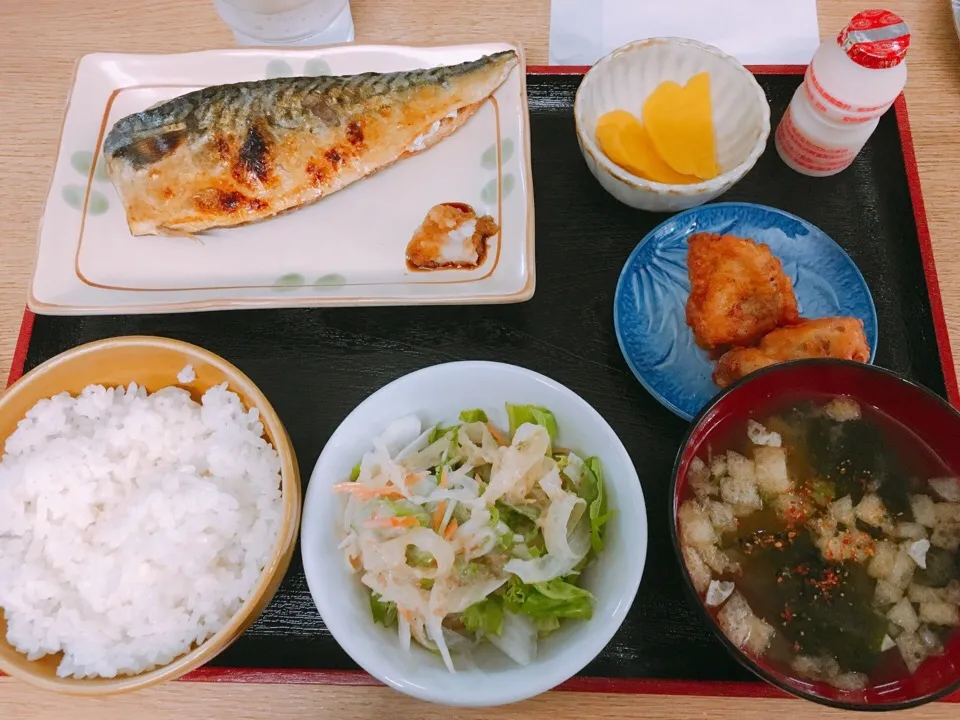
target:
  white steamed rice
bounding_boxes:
[0,381,283,678]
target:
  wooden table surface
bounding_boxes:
[2,0,960,717]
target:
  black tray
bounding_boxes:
[10,69,957,692]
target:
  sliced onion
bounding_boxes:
[445,575,509,615]
[405,437,451,472]
[482,424,551,504]
[398,614,411,653]
[425,613,455,672]
[504,478,589,583]
[375,415,422,457]
[459,423,500,466]
[563,453,585,485]
[487,611,537,666]
[364,527,456,580]
[395,426,435,461]
[541,488,589,559]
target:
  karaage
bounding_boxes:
[685,232,800,350]
[713,316,871,388]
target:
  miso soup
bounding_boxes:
[678,395,960,692]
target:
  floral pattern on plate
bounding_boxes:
[614,202,878,420]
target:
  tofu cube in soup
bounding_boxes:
[887,546,918,589]
[825,396,861,422]
[699,543,739,574]
[710,454,727,479]
[929,477,960,503]
[874,579,904,607]
[753,446,791,496]
[773,491,812,524]
[895,522,928,540]
[678,500,718,547]
[703,499,738,535]
[720,451,762,515]
[791,655,824,679]
[895,631,929,674]
[746,420,781,447]
[682,545,712,593]
[717,592,754,648]
[831,672,868,692]
[931,503,960,551]
[687,457,718,500]
[828,496,856,527]
[855,494,889,528]
[908,584,946,604]
[918,601,960,626]
[819,529,876,563]
[745,615,775,656]
[911,494,937,528]
[868,540,898,580]
[887,597,921,634]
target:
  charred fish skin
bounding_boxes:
[103,50,519,236]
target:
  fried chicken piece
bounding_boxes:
[685,233,800,350]
[713,317,871,388]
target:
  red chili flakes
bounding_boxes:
[781,608,796,623]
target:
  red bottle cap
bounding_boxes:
[837,10,910,69]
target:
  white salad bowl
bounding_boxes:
[301,361,647,707]
[574,37,771,213]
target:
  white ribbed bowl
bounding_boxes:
[574,38,771,213]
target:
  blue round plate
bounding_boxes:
[613,202,878,421]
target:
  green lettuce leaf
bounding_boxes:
[384,499,430,527]
[580,457,614,553]
[505,404,559,443]
[496,502,540,545]
[461,596,504,637]
[369,592,397,628]
[428,424,457,444]
[503,577,594,621]
[459,409,489,423]
[405,545,436,567]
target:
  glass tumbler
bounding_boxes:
[214,0,353,46]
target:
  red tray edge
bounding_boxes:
[3,65,958,702]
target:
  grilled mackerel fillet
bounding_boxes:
[103,51,518,236]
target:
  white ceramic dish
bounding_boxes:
[574,37,771,213]
[301,361,647,707]
[31,43,534,315]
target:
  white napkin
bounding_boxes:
[549,0,821,66]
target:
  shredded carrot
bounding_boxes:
[332,483,404,500]
[365,516,419,529]
[439,468,449,488]
[432,501,447,531]
[404,472,425,487]
[444,518,459,540]
[487,423,509,446]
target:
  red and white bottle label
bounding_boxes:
[804,63,892,123]
[776,106,859,174]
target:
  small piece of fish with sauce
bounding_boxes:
[103,50,519,236]
[406,203,499,271]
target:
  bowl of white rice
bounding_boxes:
[0,336,300,695]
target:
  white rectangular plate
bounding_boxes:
[30,42,535,315]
